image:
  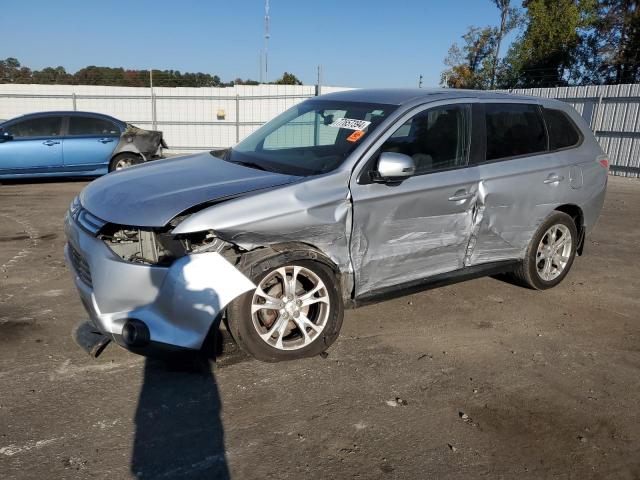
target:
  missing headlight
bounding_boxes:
[99,225,184,265]
[99,225,234,266]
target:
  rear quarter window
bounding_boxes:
[543,108,581,150]
[485,103,546,161]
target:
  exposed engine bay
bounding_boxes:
[98,225,234,266]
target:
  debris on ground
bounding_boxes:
[459,411,478,427]
[386,397,408,407]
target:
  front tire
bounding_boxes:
[512,211,578,290]
[226,258,344,362]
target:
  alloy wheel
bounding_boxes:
[536,224,572,281]
[251,265,330,351]
[114,158,133,170]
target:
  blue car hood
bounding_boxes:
[80,152,300,227]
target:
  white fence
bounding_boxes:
[0,83,638,176]
[0,84,352,153]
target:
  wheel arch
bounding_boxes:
[236,242,353,306]
[554,204,585,255]
[108,151,144,172]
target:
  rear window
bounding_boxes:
[543,108,581,150]
[485,103,547,161]
[68,116,120,136]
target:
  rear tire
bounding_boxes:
[512,211,578,290]
[109,153,142,172]
[226,256,344,362]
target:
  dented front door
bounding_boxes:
[349,103,478,297]
[350,168,480,296]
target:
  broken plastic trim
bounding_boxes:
[98,224,233,266]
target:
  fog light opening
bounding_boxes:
[122,319,150,347]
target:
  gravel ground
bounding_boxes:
[0,176,639,479]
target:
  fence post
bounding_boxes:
[594,94,603,134]
[72,92,77,111]
[235,94,240,144]
[151,92,157,131]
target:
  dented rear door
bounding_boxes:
[465,102,570,265]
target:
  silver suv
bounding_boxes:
[64,89,608,362]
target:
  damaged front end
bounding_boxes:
[98,225,235,267]
[64,199,255,353]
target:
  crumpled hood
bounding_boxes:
[80,152,300,227]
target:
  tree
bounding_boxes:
[592,0,640,83]
[441,26,497,89]
[489,0,521,88]
[273,72,302,85]
[0,57,32,83]
[498,0,597,88]
[0,58,303,88]
[32,66,72,84]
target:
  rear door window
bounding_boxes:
[68,116,120,136]
[7,116,62,138]
[485,104,547,161]
[543,108,581,150]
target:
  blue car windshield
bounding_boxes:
[217,100,396,176]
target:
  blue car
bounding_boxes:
[0,111,167,179]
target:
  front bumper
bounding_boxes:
[64,213,255,351]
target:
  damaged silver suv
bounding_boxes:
[65,89,608,362]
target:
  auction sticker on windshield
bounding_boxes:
[329,118,371,131]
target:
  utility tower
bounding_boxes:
[263,0,270,83]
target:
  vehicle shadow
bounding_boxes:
[129,274,240,479]
[131,353,230,479]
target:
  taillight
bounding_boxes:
[599,158,609,169]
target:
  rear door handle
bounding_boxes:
[543,174,565,184]
[99,138,114,143]
[448,190,475,202]
[42,140,60,146]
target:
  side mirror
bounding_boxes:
[0,131,13,143]
[374,152,416,183]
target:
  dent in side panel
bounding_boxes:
[466,155,572,265]
[172,174,354,288]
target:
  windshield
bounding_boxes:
[218,100,397,176]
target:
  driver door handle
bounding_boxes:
[448,190,474,202]
[42,140,60,146]
[99,138,114,143]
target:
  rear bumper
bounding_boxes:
[64,213,255,351]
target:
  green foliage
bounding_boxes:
[441,1,520,89]
[441,26,498,89]
[273,72,303,85]
[499,0,598,88]
[0,59,300,88]
[442,0,638,89]
[590,0,640,84]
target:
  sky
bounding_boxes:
[1,0,517,88]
